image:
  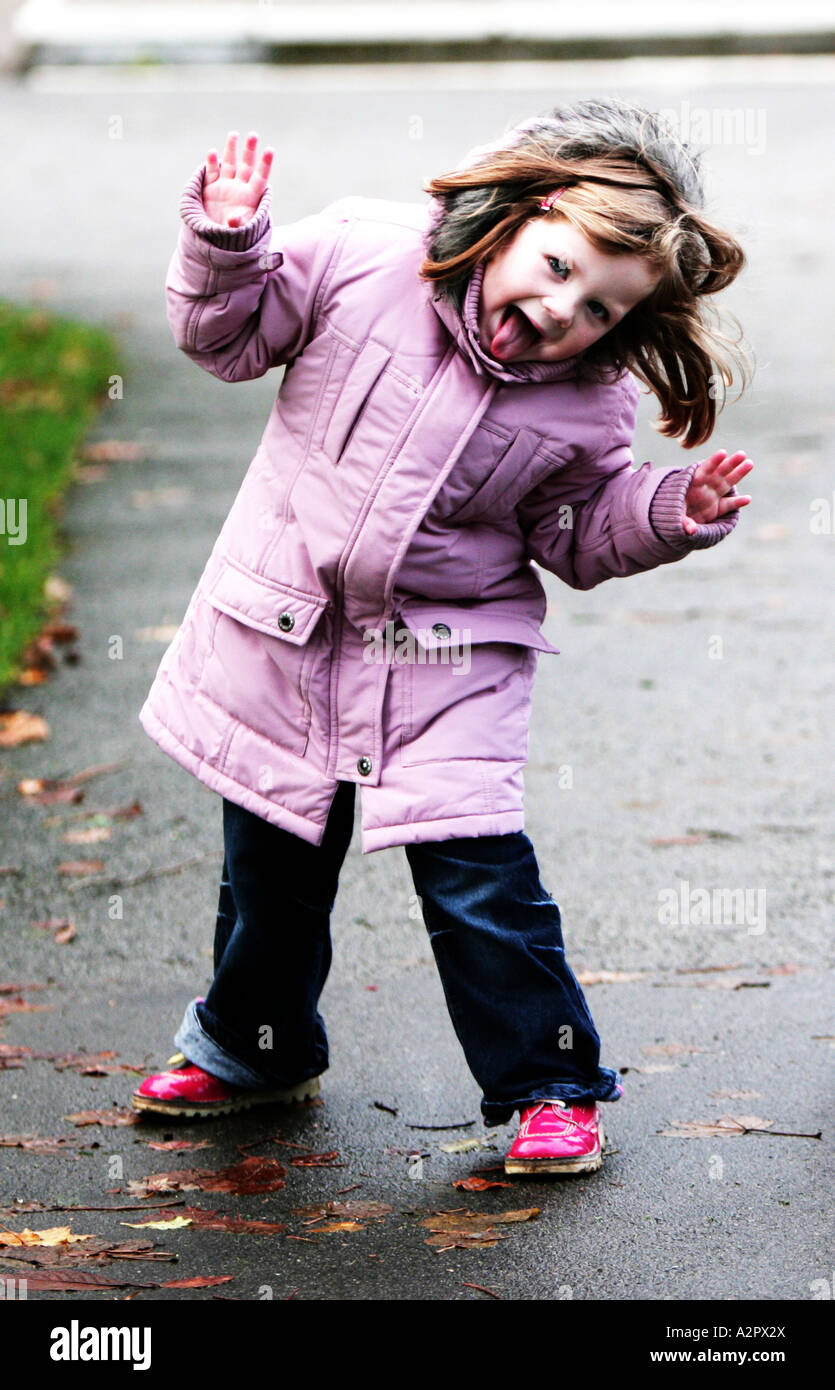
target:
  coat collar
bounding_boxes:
[427,256,585,386]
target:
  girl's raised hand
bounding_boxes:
[682,449,754,535]
[202,130,274,229]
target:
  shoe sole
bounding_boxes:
[504,1121,606,1176]
[130,1074,321,1120]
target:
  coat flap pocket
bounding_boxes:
[206,559,329,644]
[323,339,392,464]
[395,599,560,654]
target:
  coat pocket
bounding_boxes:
[200,559,331,758]
[394,599,559,768]
[322,339,392,466]
[442,427,555,525]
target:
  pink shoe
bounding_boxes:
[131,1053,321,1119]
[504,1099,606,1175]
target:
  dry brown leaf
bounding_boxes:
[0,711,50,746]
[308,1221,365,1234]
[576,970,647,985]
[0,1134,89,1156]
[125,1156,287,1199]
[649,835,704,846]
[0,995,52,1018]
[56,859,105,876]
[141,1207,286,1235]
[140,1139,212,1152]
[452,1176,513,1191]
[289,1150,343,1167]
[63,1109,140,1128]
[52,1051,145,1075]
[10,1269,159,1291]
[161,1275,232,1289]
[658,1114,775,1139]
[17,778,84,804]
[121,1218,193,1232]
[292,1200,392,1223]
[81,439,145,463]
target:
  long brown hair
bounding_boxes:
[420,118,752,449]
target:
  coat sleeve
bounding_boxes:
[516,375,739,591]
[164,163,350,383]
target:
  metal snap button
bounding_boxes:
[431,622,451,640]
[277,612,295,632]
[357,755,372,776]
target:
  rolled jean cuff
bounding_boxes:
[481,1068,624,1126]
[173,998,270,1090]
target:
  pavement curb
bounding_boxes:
[6,1,835,73]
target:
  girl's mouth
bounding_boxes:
[489,304,543,361]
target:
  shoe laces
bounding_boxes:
[521,1099,594,1134]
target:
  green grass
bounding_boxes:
[0,299,121,696]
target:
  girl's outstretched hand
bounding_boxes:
[682,449,754,535]
[202,130,274,229]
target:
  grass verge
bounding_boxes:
[0,298,122,695]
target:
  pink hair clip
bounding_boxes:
[539,187,567,211]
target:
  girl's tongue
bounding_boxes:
[490,304,541,361]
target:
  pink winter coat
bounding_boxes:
[138,164,738,853]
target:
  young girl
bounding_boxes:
[133,98,753,1176]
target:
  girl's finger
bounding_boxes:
[717,494,752,515]
[239,131,258,182]
[723,460,754,487]
[220,130,239,178]
[715,451,749,476]
[205,149,220,183]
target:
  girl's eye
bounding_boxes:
[547,255,570,278]
[588,301,610,322]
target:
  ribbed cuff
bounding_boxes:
[649,462,740,550]
[179,162,272,251]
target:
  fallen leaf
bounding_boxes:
[307,1221,365,1234]
[140,1139,212,1152]
[63,1109,140,1128]
[161,1275,232,1289]
[420,1207,539,1249]
[439,1134,499,1154]
[10,1269,159,1291]
[293,1201,392,1223]
[289,1150,343,1167]
[81,439,145,463]
[642,1043,710,1057]
[61,826,112,844]
[452,1177,513,1191]
[154,1207,286,1235]
[0,711,50,746]
[134,625,180,643]
[709,1090,763,1100]
[122,1217,194,1232]
[56,859,105,876]
[52,1050,145,1075]
[0,1134,91,1156]
[576,970,647,985]
[658,1115,775,1139]
[0,1226,94,1248]
[17,778,84,804]
[125,1156,287,1198]
[650,835,704,846]
[0,995,52,1018]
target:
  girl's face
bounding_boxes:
[478,215,661,364]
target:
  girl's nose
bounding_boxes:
[541,295,573,329]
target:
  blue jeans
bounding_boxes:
[175,783,622,1125]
